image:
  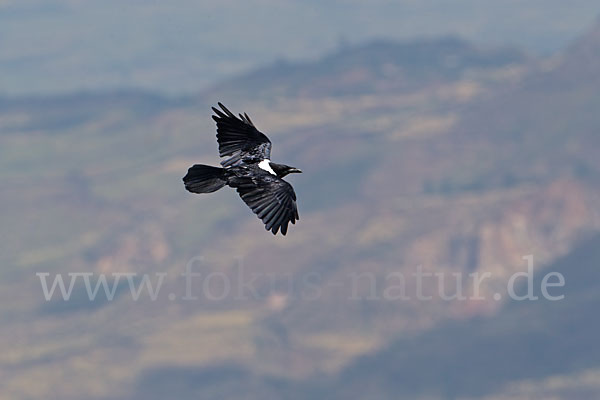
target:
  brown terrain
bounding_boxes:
[1,20,600,400]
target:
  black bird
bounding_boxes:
[183,103,301,235]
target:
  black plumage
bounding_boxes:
[183,103,301,235]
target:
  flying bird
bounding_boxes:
[183,103,301,235]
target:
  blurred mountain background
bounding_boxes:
[2,2,600,399]
[2,0,600,96]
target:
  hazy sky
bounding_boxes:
[1,0,599,96]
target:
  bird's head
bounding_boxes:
[270,163,302,178]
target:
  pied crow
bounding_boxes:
[183,103,301,235]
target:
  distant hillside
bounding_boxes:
[2,1,597,96]
[2,22,600,400]
[445,18,600,188]
[204,36,527,99]
[130,235,600,399]
[328,234,600,399]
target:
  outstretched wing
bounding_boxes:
[230,174,299,236]
[212,103,272,167]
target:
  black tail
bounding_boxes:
[183,164,227,193]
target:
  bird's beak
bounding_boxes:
[289,168,302,174]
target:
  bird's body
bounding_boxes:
[183,103,301,235]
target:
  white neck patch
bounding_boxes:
[258,159,276,175]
